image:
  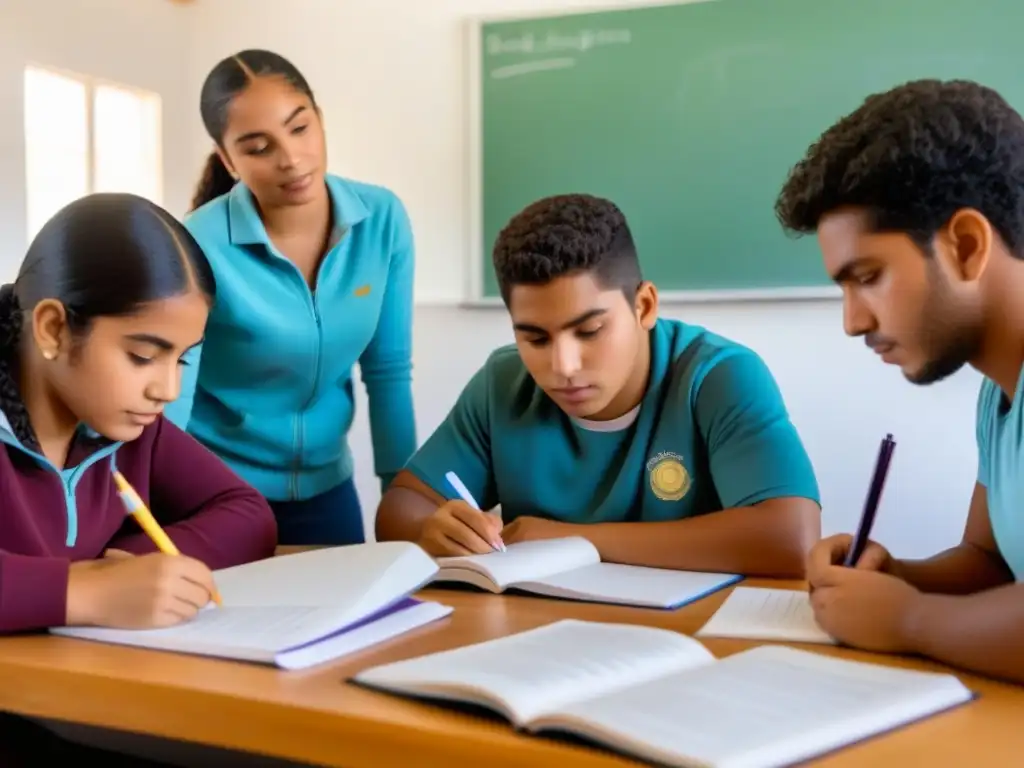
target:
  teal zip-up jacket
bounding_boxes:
[165,174,417,501]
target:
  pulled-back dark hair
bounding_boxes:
[492,194,643,305]
[190,49,317,211]
[0,193,216,447]
[775,78,1024,257]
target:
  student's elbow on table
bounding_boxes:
[909,583,1024,685]
[755,495,822,578]
[1002,628,1024,685]
[375,470,444,542]
[238,494,281,561]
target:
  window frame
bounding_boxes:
[22,62,164,239]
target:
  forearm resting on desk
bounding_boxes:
[378,480,819,577]
[583,497,820,578]
[0,551,70,632]
[905,582,1024,684]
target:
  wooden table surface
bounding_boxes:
[1,578,1021,767]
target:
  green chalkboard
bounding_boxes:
[471,0,1023,301]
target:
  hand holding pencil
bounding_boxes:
[64,472,222,628]
[112,471,222,606]
[66,550,220,632]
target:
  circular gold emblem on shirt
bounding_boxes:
[649,457,690,501]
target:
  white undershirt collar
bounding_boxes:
[571,403,641,433]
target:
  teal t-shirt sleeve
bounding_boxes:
[694,351,820,509]
[403,364,497,510]
[163,342,203,430]
[976,380,994,487]
[359,196,417,492]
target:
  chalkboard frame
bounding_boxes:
[462,1,842,307]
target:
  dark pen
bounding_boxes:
[843,433,896,567]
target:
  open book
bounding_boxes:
[696,587,836,644]
[353,619,973,768]
[433,537,741,609]
[51,542,451,670]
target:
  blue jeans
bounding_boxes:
[268,478,365,546]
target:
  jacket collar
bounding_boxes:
[227,174,370,247]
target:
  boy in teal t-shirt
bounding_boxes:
[782,79,1024,685]
[377,194,821,577]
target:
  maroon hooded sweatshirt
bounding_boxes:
[0,411,278,633]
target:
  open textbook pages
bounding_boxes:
[353,619,974,768]
[696,587,836,644]
[433,536,741,609]
[51,542,452,670]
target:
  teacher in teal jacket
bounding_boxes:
[166,49,416,546]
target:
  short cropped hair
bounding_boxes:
[492,193,643,304]
[774,79,1024,257]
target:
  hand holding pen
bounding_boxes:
[414,471,506,557]
[808,434,900,589]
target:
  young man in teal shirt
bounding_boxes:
[376,194,821,577]
[777,79,1024,684]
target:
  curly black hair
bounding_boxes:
[774,78,1024,257]
[492,193,643,304]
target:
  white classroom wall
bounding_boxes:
[3,0,982,558]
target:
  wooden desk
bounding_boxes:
[0,581,1021,767]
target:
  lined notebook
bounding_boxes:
[51,542,452,669]
[696,587,836,644]
[353,619,973,768]
[433,536,741,609]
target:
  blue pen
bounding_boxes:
[445,471,506,552]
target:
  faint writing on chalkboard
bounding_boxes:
[485,28,631,80]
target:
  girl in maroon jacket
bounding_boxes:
[0,192,279,764]
[0,192,278,637]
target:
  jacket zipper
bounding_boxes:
[292,298,322,500]
[286,227,347,501]
[290,253,334,500]
[0,430,119,546]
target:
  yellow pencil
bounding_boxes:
[112,471,222,606]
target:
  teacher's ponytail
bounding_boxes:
[190,152,236,212]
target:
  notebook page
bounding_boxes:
[353,618,714,726]
[214,542,437,614]
[54,606,338,653]
[436,537,599,589]
[515,562,741,608]
[696,587,835,644]
[535,645,972,768]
